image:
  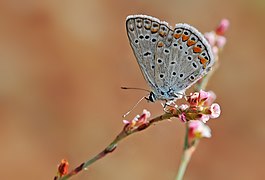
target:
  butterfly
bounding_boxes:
[126,15,214,102]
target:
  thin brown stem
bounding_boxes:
[56,113,175,180]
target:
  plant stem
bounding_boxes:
[175,123,198,180]
[56,113,174,180]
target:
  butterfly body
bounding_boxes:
[126,15,214,102]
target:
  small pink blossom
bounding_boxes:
[216,36,227,49]
[197,114,210,123]
[178,104,189,111]
[188,90,215,107]
[216,19,230,36]
[198,90,210,103]
[212,46,218,56]
[123,109,151,132]
[188,120,211,139]
[204,32,215,47]
[178,113,187,122]
[209,103,221,118]
[203,90,216,106]
[187,92,200,106]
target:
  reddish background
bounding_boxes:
[0,0,264,179]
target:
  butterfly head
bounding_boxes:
[146,91,157,102]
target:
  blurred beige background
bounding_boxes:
[0,0,264,179]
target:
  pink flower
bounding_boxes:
[123,109,151,132]
[198,90,210,103]
[202,90,216,106]
[188,120,211,139]
[178,113,187,122]
[187,90,216,107]
[176,90,220,123]
[204,32,216,47]
[197,114,210,123]
[216,19,230,36]
[209,103,221,118]
[216,36,227,49]
[187,92,200,106]
[178,104,189,111]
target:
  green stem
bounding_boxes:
[175,124,198,180]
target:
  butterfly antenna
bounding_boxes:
[122,96,147,118]
[121,86,151,93]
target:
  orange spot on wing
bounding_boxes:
[174,33,181,39]
[157,41,164,47]
[159,31,166,37]
[193,46,202,53]
[182,35,189,42]
[151,28,158,33]
[198,56,208,68]
[187,40,196,46]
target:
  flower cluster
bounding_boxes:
[165,90,221,139]
[204,19,229,57]
[171,90,221,123]
[186,90,221,122]
[123,109,151,133]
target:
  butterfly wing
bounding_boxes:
[126,15,214,100]
[126,15,171,97]
[166,23,214,94]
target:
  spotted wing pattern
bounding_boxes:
[126,15,214,100]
